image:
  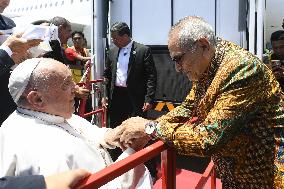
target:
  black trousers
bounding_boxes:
[108,86,157,179]
[109,86,133,129]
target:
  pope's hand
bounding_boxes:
[117,117,150,148]
[103,128,122,149]
[122,135,150,151]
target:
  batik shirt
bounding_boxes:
[156,38,284,188]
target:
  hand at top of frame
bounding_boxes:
[3,34,42,55]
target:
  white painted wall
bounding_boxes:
[109,0,246,46]
[265,0,284,48]
[216,0,247,48]
[132,0,171,45]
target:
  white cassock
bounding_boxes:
[0,108,153,189]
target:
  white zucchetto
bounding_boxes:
[8,58,42,103]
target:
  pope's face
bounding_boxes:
[43,64,75,119]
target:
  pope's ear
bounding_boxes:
[26,91,45,109]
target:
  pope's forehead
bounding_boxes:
[35,61,71,78]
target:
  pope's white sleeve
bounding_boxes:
[0,130,17,177]
[110,148,153,189]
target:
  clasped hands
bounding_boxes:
[104,117,151,151]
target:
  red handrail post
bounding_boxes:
[195,161,215,189]
[211,166,216,189]
[161,147,176,189]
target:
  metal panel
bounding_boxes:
[216,0,247,47]
[265,0,284,48]
[132,0,172,45]
[173,0,216,30]
[109,0,131,27]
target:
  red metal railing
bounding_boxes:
[75,140,216,189]
[195,161,216,189]
[77,79,106,127]
[76,60,106,127]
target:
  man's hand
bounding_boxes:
[116,117,150,149]
[45,169,90,189]
[3,34,42,54]
[11,51,31,64]
[3,34,42,64]
[271,60,284,80]
[101,97,108,108]
[142,102,152,112]
[75,86,90,99]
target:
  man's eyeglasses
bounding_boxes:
[171,52,186,63]
[73,37,83,41]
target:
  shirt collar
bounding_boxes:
[122,40,133,50]
[17,107,65,125]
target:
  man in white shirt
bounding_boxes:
[0,58,152,189]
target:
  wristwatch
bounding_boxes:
[145,121,158,140]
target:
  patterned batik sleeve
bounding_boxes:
[156,59,281,157]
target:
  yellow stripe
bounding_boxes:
[166,102,175,111]
[155,102,165,111]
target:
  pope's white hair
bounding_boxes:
[17,58,63,106]
[169,16,217,52]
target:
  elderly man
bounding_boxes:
[0,58,152,189]
[116,16,284,188]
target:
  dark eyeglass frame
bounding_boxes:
[171,52,186,63]
[171,42,197,63]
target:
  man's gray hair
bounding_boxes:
[50,16,70,28]
[170,16,216,52]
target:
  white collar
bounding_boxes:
[122,40,133,49]
[17,107,65,125]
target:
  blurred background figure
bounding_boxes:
[65,31,92,115]
[270,30,284,90]
[65,31,91,83]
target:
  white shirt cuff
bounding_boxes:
[117,148,136,161]
[0,45,13,57]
